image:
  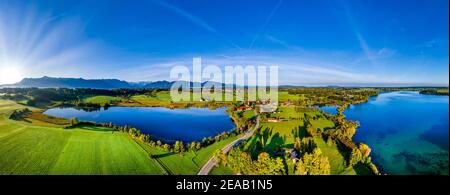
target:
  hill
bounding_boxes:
[9,77,184,89]
[15,76,132,89]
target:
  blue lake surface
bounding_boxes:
[320,91,449,175]
[44,107,236,143]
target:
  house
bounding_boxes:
[267,118,281,123]
[290,150,300,164]
[259,104,277,113]
[236,105,250,112]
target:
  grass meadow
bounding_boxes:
[0,100,236,175]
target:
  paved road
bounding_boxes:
[197,112,259,175]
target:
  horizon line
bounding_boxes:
[1,76,448,88]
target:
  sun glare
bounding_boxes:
[0,66,23,85]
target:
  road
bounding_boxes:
[197,111,259,175]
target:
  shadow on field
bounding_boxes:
[78,125,114,132]
[151,152,174,159]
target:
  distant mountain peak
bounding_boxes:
[15,76,134,89]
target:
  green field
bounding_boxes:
[241,106,360,175]
[48,128,166,175]
[314,138,357,175]
[243,119,333,154]
[437,89,449,95]
[138,136,237,175]
[0,100,165,174]
[278,91,303,102]
[83,95,122,106]
[132,92,173,103]
[243,110,256,119]
[243,117,333,153]
[253,107,334,144]
[0,100,235,175]
[86,91,305,106]
[81,91,307,107]
[209,165,234,175]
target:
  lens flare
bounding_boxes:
[0,66,22,85]
[0,5,99,84]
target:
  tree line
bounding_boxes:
[0,87,164,107]
[284,88,379,106]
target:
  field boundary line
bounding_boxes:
[131,138,172,175]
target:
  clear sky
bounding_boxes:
[0,0,448,86]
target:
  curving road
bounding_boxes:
[197,111,259,175]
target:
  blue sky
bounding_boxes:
[0,0,448,86]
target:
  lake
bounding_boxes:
[44,107,236,143]
[320,91,449,175]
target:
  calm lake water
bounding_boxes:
[320,91,449,175]
[44,107,236,143]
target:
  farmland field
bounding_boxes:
[0,99,235,175]
[241,105,358,175]
[138,135,237,175]
[83,95,122,106]
[0,100,165,174]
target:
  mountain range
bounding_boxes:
[3,76,236,89]
[2,76,445,89]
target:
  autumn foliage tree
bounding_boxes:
[295,148,330,175]
[214,150,228,167]
[254,152,285,175]
[227,149,286,175]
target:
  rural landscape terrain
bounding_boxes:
[0,77,448,175]
[0,0,448,176]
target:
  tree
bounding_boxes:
[186,143,191,151]
[214,150,228,167]
[69,118,79,126]
[188,142,196,152]
[104,103,110,110]
[335,104,349,122]
[255,152,285,175]
[179,142,185,154]
[295,148,330,175]
[332,119,359,140]
[122,125,129,133]
[139,134,150,143]
[173,141,185,154]
[162,143,171,151]
[128,128,140,138]
[369,162,380,175]
[188,141,201,152]
[349,148,362,167]
[299,137,316,155]
[227,149,254,175]
[358,143,371,158]
[220,132,229,139]
[349,143,372,167]
[195,142,202,151]
[294,137,301,150]
[207,137,213,144]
